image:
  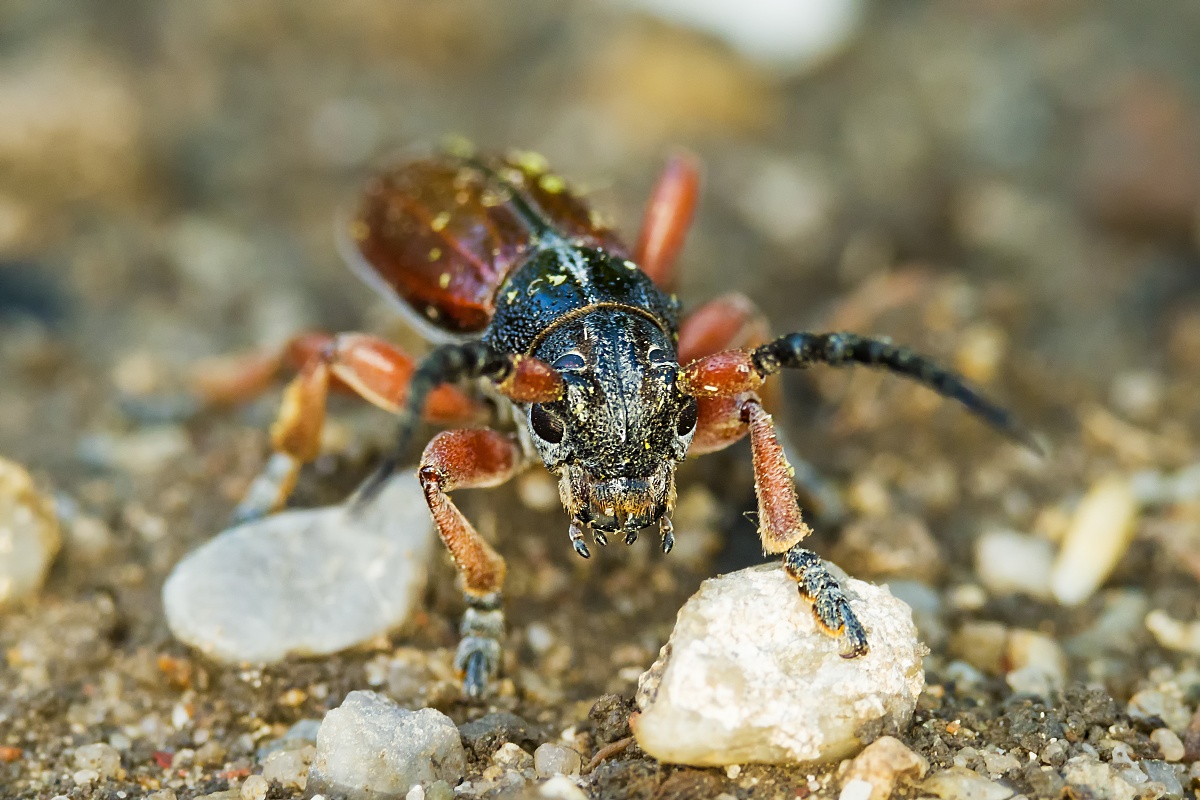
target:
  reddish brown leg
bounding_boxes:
[676,300,866,656]
[635,151,701,291]
[418,428,524,698]
[743,399,867,657]
[232,332,482,523]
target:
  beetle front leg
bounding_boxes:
[419,428,524,698]
[742,398,868,657]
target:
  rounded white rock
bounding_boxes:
[0,456,61,607]
[163,474,433,664]
[633,563,925,766]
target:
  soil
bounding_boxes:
[2,1,1200,799]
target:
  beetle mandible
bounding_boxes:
[228,144,1038,698]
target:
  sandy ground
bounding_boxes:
[2,1,1200,798]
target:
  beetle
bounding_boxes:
[224,143,1037,698]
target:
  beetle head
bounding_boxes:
[527,310,697,534]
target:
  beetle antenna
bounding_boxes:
[751,332,1045,456]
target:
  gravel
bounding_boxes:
[632,563,924,765]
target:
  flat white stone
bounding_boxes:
[163,474,433,664]
[634,563,924,766]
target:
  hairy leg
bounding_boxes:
[232,332,480,523]
[635,151,700,291]
[418,428,524,698]
[742,399,867,656]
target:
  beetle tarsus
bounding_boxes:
[659,517,675,554]
[569,519,591,558]
[456,596,505,700]
[593,530,609,547]
[783,545,869,658]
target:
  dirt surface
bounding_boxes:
[2,1,1200,798]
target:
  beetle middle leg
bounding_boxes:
[418,427,525,698]
[232,332,482,523]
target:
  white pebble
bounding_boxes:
[0,457,61,606]
[72,769,100,785]
[974,529,1054,599]
[633,564,924,765]
[922,767,1014,800]
[1145,610,1200,655]
[839,779,873,800]
[1151,728,1185,762]
[620,0,865,75]
[534,743,582,777]
[841,736,928,800]
[74,742,122,779]
[163,474,433,663]
[239,775,268,800]
[538,775,588,800]
[1051,476,1139,606]
[262,746,313,790]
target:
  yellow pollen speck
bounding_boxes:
[704,385,717,393]
[428,247,442,261]
[506,290,518,304]
[431,211,451,231]
[350,220,369,241]
[645,441,651,450]
[438,272,451,288]
[548,274,566,286]
[624,260,637,270]
[513,150,549,175]
[539,174,565,194]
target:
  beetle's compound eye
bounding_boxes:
[530,403,565,444]
[552,351,585,371]
[648,346,671,365]
[677,396,698,436]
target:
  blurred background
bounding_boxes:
[3,0,1200,796]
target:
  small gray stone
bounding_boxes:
[1141,760,1184,797]
[633,563,925,765]
[163,475,433,663]
[534,743,582,777]
[308,691,466,799]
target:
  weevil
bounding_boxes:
[226,145,1038,698]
